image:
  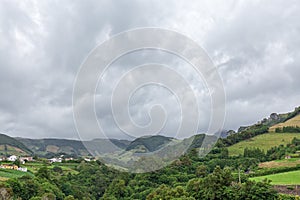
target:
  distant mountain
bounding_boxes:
[16,138,90,157]
[0,133,32,155]
[16,137,132,157]
[188,133,218,150]
[125,135,174,152]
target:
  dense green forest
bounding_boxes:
[1,156,278,200]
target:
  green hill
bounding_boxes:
[0,133,32,155]
[224,107,300,156]
[228,133,300,156]
[126,135,173,152]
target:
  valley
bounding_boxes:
[1,107,300,199]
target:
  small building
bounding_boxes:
[20,156,34,162]
[49,158,62,163]
[65,158,74,161]
[17,167,28,172]
[7,155,18,162]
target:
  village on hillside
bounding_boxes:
[0,154,96,173]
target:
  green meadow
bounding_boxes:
[251,170,300,185]
[228,133,300,156]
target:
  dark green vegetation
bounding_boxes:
[275,126,300,133]
[0,156,279,200]
[217,124,269,147]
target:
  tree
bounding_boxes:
[37,167,50,179]
[220,148,229,159]
[0,184,13,200]
[41,193,56,200]
[146,185,194,200]
[100,179,129,200]
[64,195,75,200]
[13,159,21,167]
[187,166,234,200]
[196,165,208,178]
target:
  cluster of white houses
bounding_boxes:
[0,155,34,163]
[0,155,96,162]
[48,156,94,163]
[0,155,75,163]
[0,155,34,172]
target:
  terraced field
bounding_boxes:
[259,158,300,168]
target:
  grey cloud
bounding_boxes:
[1,0,300,139]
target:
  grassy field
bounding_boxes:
[259,158,300,168]
[0,169,31,180]
[0,161,79,182]
[228,133,300,156]
[269,115,300,132]
[250,170,300,185]
[22,162,79,174]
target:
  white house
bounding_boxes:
[7,155,18,162]
[49,158,62,163]
[17,167,28,172]
[20,156,33,162]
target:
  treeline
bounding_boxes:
[244,147,266,161]
[275,126,300,133]
[217,124,269,147]
[283,107,300,122]
[241,137,300,162]
[147,166,277,200]
[249,165,300,177]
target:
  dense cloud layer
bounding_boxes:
[0,0,299,139]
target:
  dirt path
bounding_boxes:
[274,185,300,195]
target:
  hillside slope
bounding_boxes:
[16,138,91,157]
[126,135,174,152]
[228,133,300,156]
[0,133,32,155]
[269,114,300,132]
[16,137,132,157]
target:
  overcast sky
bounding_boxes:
[0,0,300,139]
